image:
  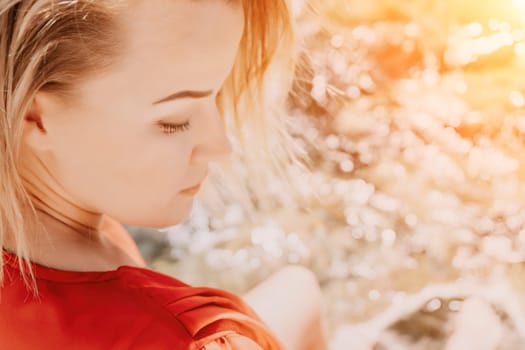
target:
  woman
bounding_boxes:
[0,0,327,349]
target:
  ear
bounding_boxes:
[23,92,56,151]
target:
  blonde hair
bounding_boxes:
[0,0,297,294]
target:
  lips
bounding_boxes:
[180,171,208,195]
[179,182,203,196]
[181,183,201,192]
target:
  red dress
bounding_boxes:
[0,250,283,349]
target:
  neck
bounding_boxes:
[17,146,107,247]
[8,147,143,271]
[4,206,143,271]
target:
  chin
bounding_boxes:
[147,216,189,230]
[148,207,193,229]
[119,213,186,229]
[120,199,194,229]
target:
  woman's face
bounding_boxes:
[23,0,244,228]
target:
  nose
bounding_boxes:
[191,104,233,164]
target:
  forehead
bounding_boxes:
[99,1,244,97]
[122,0,243,48]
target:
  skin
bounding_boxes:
[14,0,242,270]
[242,266,329,350]
[10,2,328,348]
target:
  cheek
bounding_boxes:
[105,138,196,226]
[114,135,194,194]
[53,124,195,211]
[132,150,191,193]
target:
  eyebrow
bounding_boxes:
[152,90,214,105]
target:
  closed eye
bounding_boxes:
[159,121,191,134]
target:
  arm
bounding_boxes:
[241,265,328,350]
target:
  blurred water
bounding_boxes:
[131,1,525,349]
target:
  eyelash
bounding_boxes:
[159,121,191,134]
